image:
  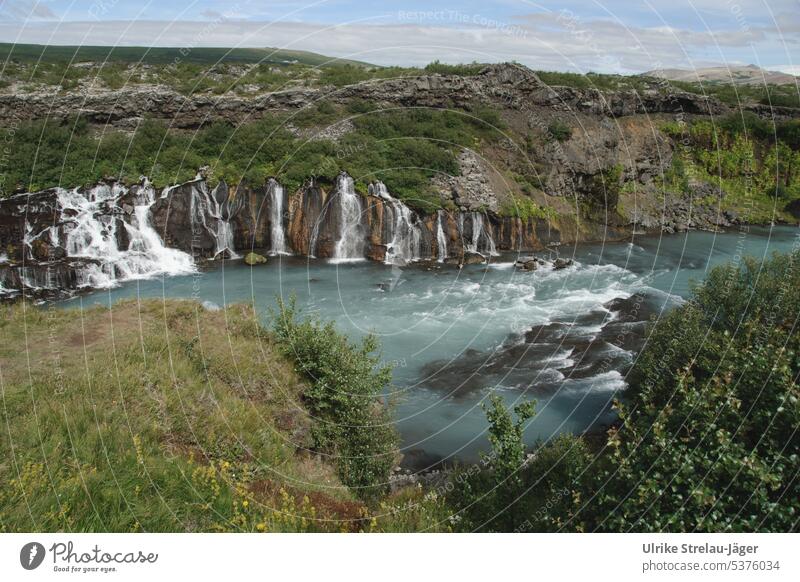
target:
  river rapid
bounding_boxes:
[59,225,800,467]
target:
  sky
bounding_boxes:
[0,0,798,74]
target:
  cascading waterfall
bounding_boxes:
[57,182,195,288]
[462,212,498,256]
[436,210,448,263]
[332,174,365,261]
[268,180,289,255]
[374,182,421,265]
[189,182,238,259]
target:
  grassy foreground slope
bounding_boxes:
[0,299,445,532]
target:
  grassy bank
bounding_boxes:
[0,298,447,532]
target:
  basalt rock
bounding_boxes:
[0,63,743,130]
[1,172,635,299]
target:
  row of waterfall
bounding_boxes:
[5,174,504,294]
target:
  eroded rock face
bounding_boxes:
[434,151,499,212]
[0,172,628,299]
[0,63,738,130]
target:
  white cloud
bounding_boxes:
[774,65,800,76]
[0,13,794,74]
[0,0,57,21]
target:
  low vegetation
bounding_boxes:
[0,299,444,532]
[0,106,506,213]
[660,112,800,221]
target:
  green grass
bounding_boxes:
[0,299,448,532]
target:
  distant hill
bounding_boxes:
[643,64,797,86]
[0,42,373,68]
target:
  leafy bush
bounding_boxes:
[580,251,800,532]
[499,194,556,220]
[448,396,592,532]
[271,296,398,500]
[547,120,572,142]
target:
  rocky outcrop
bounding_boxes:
[0,63,743,130]
[434,151,500,212]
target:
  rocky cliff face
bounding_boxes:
[0,63,741,130]
[0,172,599,298]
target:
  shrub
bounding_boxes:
[499,194,555,221]
[580,252,800,532]
[547,120,572,142]
[271,296,398,500]
[448,396,592,532]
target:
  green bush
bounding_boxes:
[271,296,398,500]
[580,251,800,532]
[547,120,572,142]
[448,396,592,532]
[499,194,555,220]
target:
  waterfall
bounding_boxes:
[268,179,289,255]
[461,212,498,256]
[436,210,448,263]
[189,182,238,259]
[56,182,195,288]
[332,174,365,261]
[374,182,421,265]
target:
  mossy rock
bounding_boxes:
[244,252,267,266]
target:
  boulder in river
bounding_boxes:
[462,251,487,265]
[553,258,573,270]
[515,256,539,270]
[244,252,267,266]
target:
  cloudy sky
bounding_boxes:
[0,0,798,74]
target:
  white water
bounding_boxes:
[58,183,195,288]
[436,210,448,263]
[332,174,365,262]
[463,212,498,256]
[375,182,421,265]
[189,182,238,259]
[268,180,289,255]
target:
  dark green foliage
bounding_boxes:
[448,396,592,532]
[424,61,485,76]
[0,105,505,211]
[547,120,572,142]
[581,164,623,218]
[580,252,800,532]
[271,296,398,500]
